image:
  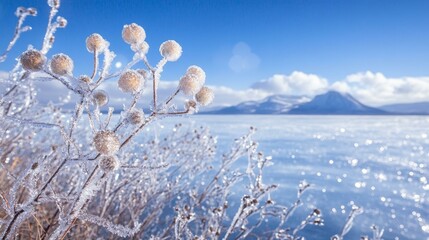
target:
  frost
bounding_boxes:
[80,213,141,237]
[0,0,383,239]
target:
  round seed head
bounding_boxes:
[50,53,73,75]
[187,65,206,85]
[16,7,26,17]
[20,49,45,72]
[118,70,143,93]
[86,33,107,53]
[195,87,214,106]
[159,40,182,61]
[93,130,120,156]
[99,155,119,172]
[27,8,37,16]
[48,0,60,9]
[92,90,108,107]
[127,109,144,125]
[79,75,91,83]
[122,23,146,45]
[179,74,203,96]
[56,16,67,28]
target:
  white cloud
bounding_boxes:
[208,86,270,107]
[4,70,429,109]
[228,42,260,73]
[331,71,429,106]
[252,71,329,96]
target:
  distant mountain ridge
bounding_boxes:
[204,91,390,115]
[205,95,310,114]
[380,102,429,114]
[289,91,386,114]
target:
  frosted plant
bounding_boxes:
[331,205,364,240]
[0,1,381,239]
[0,7,37,63]
[0,1,225,238]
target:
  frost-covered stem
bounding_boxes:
[85,103,97,133]
[103,107,114,129]
[152,70,157,112]
[165,88,180,106]
[0,191,10,210]
[58,114,157,237]
[223,196,248,240]
[53,171,103,239]
[120,113,155,148]
[142,55,154,72]
[0,11,33,63]
[332,206,363,240]
[127,92,143,112]
[292,209,318,237]
[197,138,247,205]
[58,218,78,240]
[1,85,18,101]
[67,98,84,155]
[0,72,29,101]
[41,5,58,54]
[157,109,189,116]
[90,50,98,80]
[41,209,59,240]
[1,209,24,240]
[371,225,384,240]
[1,156,69,240]
[44,70,81,94]
[41,187,75,240]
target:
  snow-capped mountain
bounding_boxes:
[204,95,310,114]
[289,91,386,114]
[203,91,388,115]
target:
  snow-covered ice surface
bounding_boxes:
[156,115,429,239]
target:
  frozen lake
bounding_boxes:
[154,115,429,239]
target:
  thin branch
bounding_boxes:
[0,8,36,63]
[90,50,98,80]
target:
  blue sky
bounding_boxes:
[1,0,429,107]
